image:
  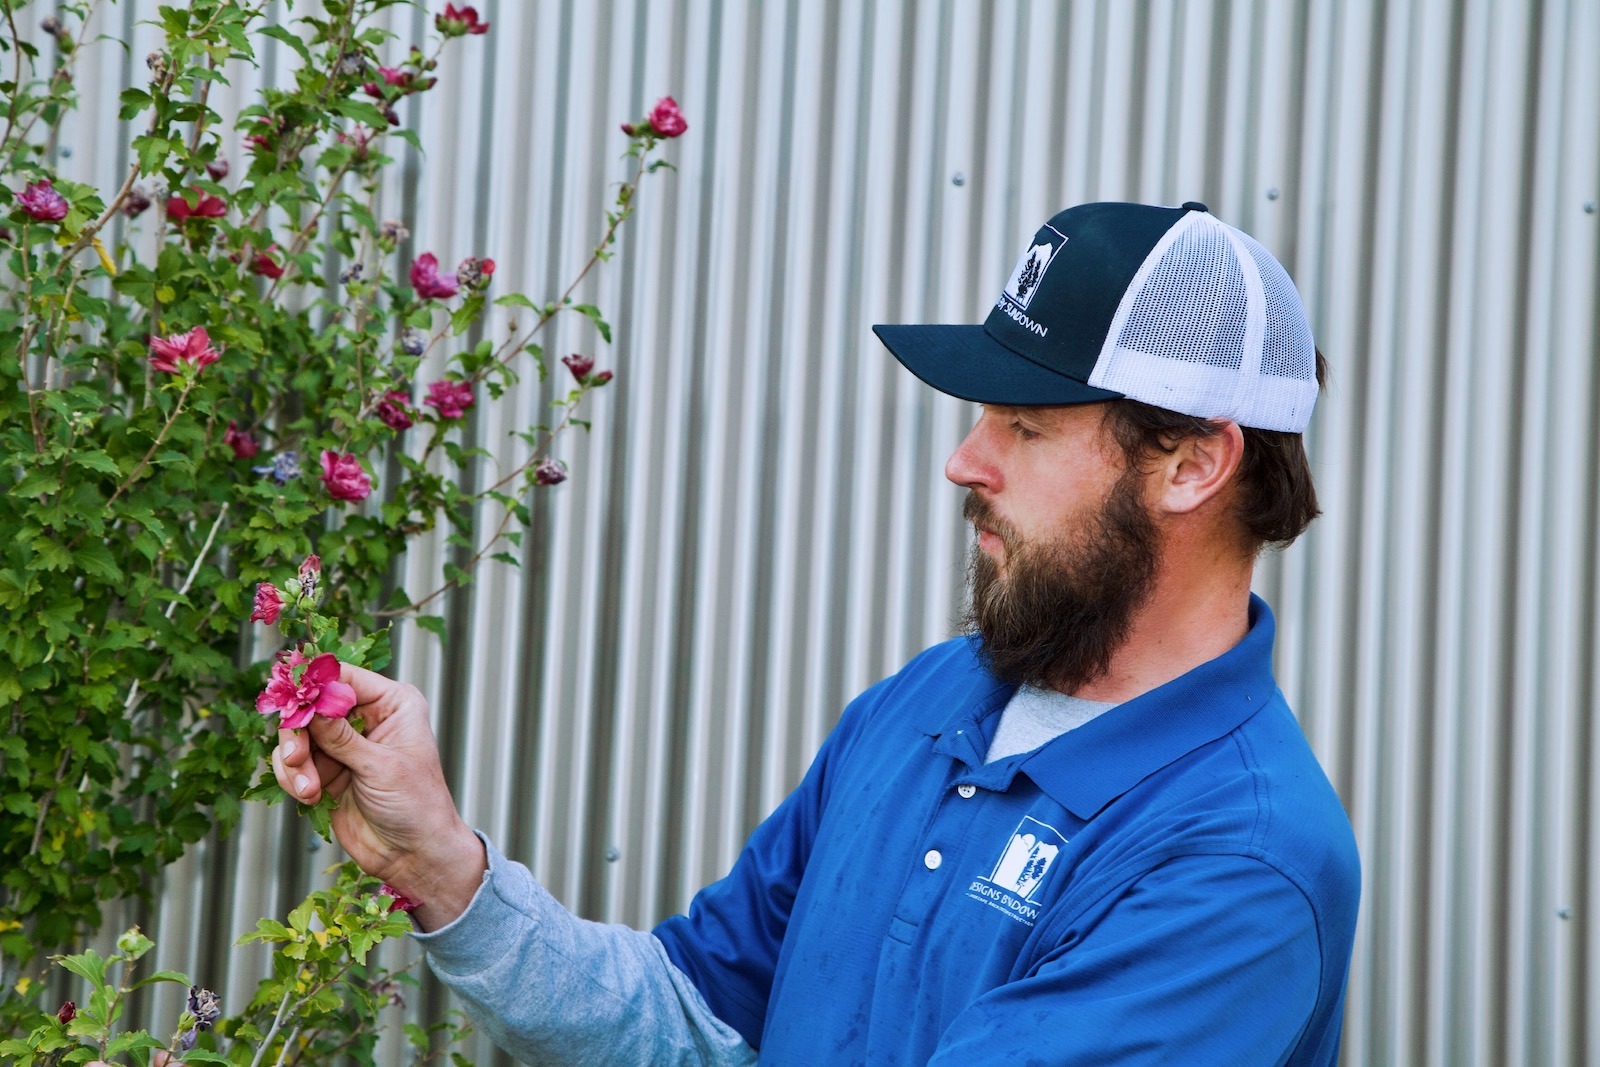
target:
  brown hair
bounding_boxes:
[1102,350,1328,553]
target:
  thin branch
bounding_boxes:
[0,1,24,156]
[94,377,196,517]
[376,401,585,619]
[247,988,295,1067]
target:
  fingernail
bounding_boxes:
[294,775,311,796]
[282,739,295,759]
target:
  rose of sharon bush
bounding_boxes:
[256,650,356,730]
[320,450,372,501]
[0,0,685,1003]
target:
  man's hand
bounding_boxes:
[270,663,486,931]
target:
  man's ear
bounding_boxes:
[1153,422,1245,516]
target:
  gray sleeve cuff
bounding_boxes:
[412,833,756,1067]
[408,831,529,971]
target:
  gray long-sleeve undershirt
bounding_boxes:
[412,835,758,1067]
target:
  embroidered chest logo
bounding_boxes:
[964,816,1068,927]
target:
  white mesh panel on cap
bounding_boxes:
[1088,210,1319,432]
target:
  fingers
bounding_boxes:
[306,714,382,773]
[278,726,308,767]
[272,739,321,803]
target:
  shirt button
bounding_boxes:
[924,849,943,870]
[957,784,977,799]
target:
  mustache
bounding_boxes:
[963,491,1019,548]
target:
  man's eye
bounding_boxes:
[1011,421,1040,441]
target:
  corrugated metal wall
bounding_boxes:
[38,0,1599,1064]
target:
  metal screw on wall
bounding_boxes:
[604,846,621,863]
[951,172,965,187]
[1265,187,1280,201]
[1584,202,1596,215]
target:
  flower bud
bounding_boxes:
[593,369,614,386]
[340,262,364,284]
[187,986,221,1029]
[40,15,62,34]
[562,353,594,380]
[535,458,568,486]
[205,158,229,180]
[122,185,152,218]
[380,218,410,243]
[57,1001,75,1025]
[298,555,322,601]
[455,256,492,289]
[400,326,427,355]
[146,51,168,79]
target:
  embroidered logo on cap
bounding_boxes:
[963,816,1069,927]
[1001,234,1064,312]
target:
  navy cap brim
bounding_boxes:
[872,324,1124,406]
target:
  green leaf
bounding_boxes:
[299,795,335,842]
[236,918,295,945]
[572,303,613,343]
[72,543,121,583]
[131,134,172,175]
[54,948,109,988]
[414,614,447,644]
[12,470,61,497]
[287,897,315,934]
[258,24,312,64]
[450,294,485,336]
[70,450,122,476]
[117,87,153,120]
[130,968,191,989]
[493,293,539,312]
[105,1030,164,1056]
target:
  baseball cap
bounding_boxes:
[872,201,1319,432]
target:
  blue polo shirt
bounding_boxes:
[655,596,1360,1065]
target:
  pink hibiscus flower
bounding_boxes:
[149,326,221,374]
[409,252,459,300]
[255,650,357,730]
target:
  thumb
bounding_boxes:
[306,714,381,770]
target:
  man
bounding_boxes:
[274,201,1360,1065]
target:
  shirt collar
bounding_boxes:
[915,596,1281,820]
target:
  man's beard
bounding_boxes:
[962,471,1161,693]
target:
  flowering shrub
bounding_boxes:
[0,0,684,1038]
[0,864,467,1065]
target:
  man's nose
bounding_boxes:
[945,417,1000,493]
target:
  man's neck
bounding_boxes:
[1066,564,1254,704]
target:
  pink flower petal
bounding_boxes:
[280,704,316,730]
[314,680,358,719]
[303,652,341,686]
